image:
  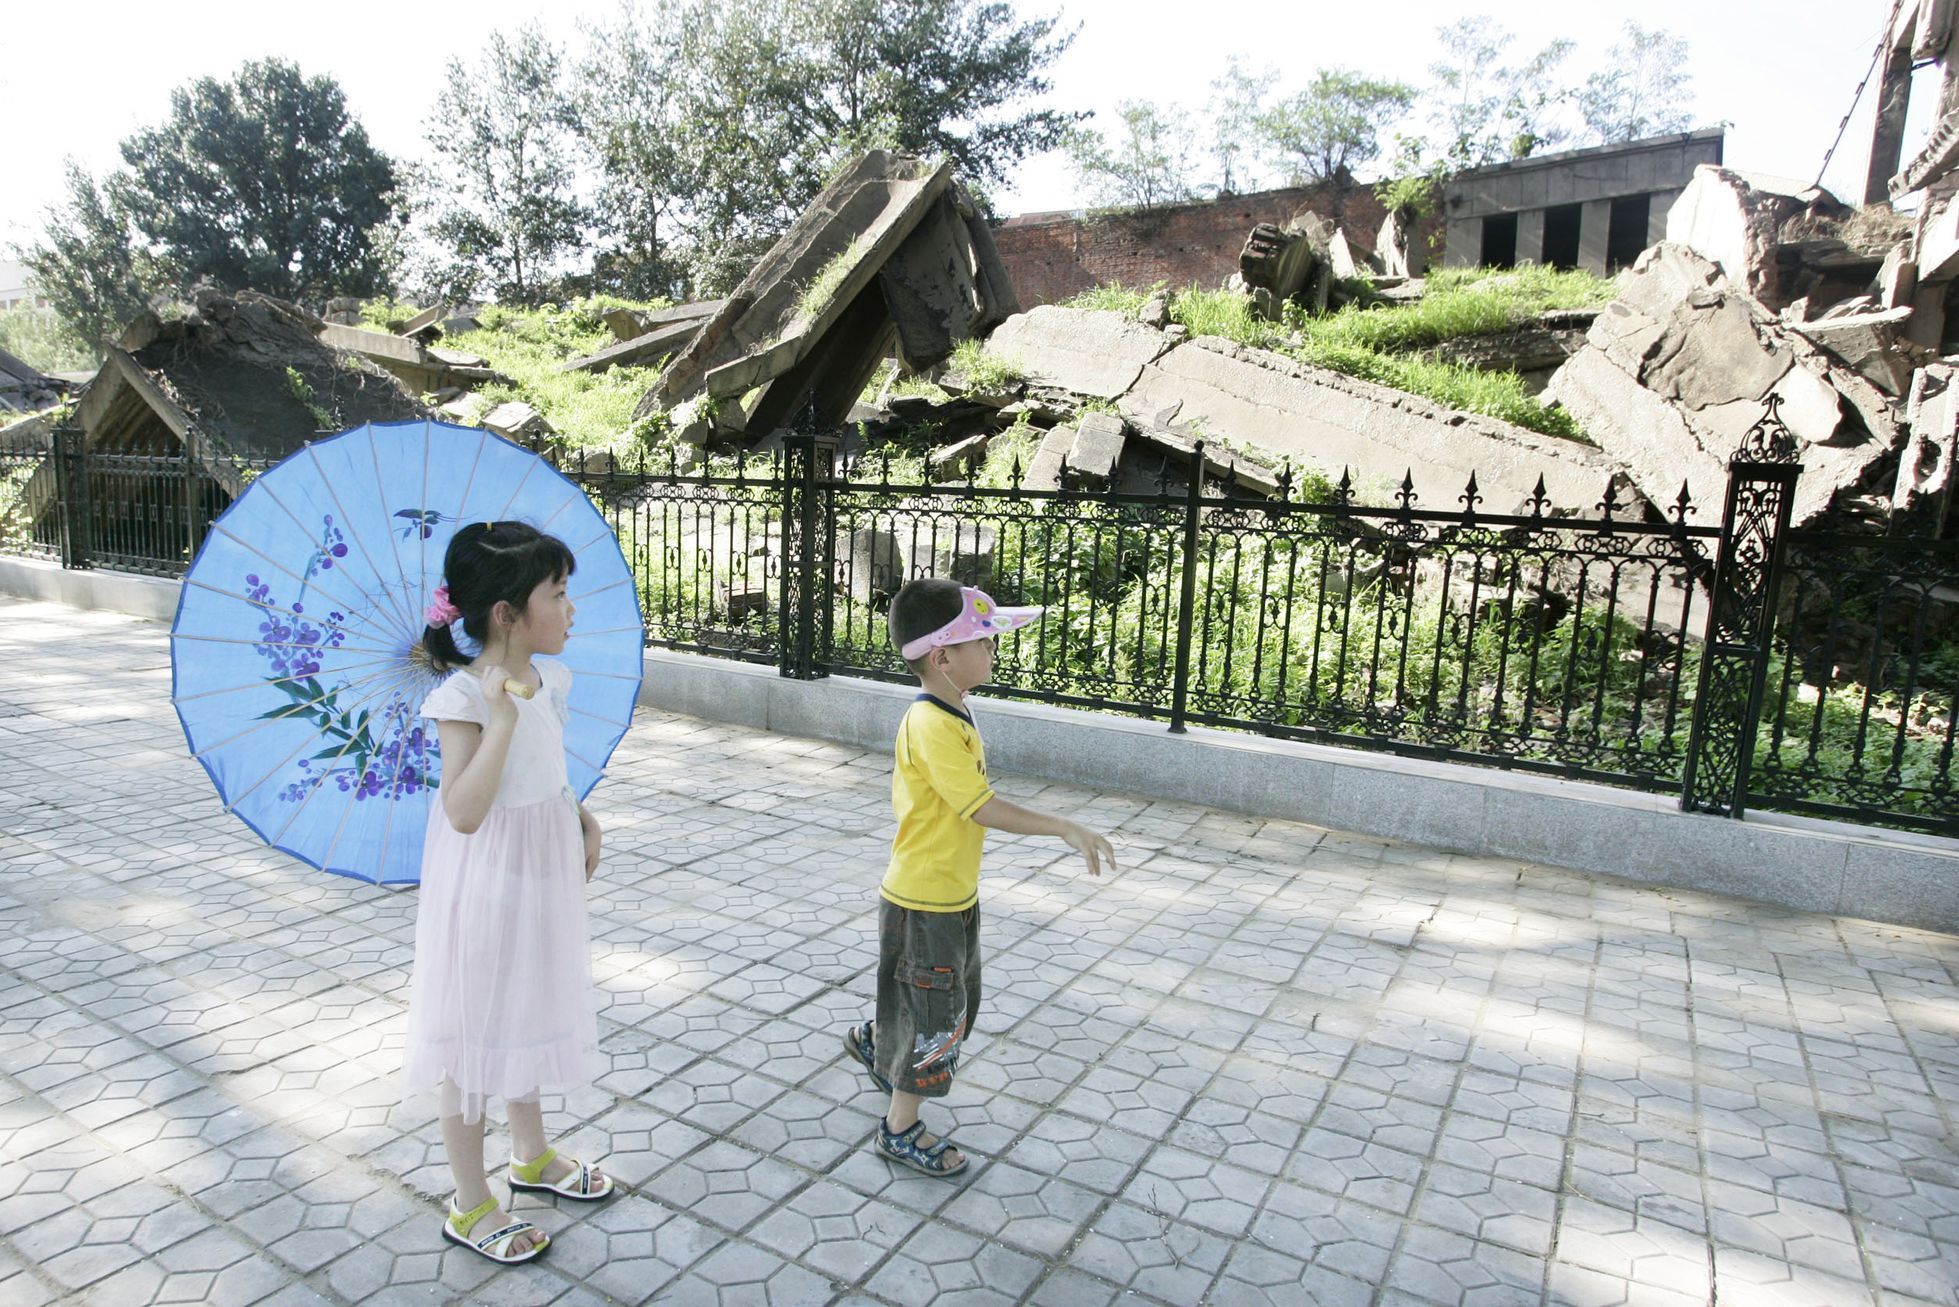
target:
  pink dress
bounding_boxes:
[401,660,600,1121]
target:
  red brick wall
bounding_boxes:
[992,183,1443,307]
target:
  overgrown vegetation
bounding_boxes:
[1059,266,1613,441]
[431,296,671,447]
[0,307,96,373]
[948,337,1026,393]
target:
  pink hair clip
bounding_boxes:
[425,585,461,629]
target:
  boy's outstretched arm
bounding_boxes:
[971,797,1116,876]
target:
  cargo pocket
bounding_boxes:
[900,962,966,1088]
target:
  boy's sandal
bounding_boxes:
[843,1023,893,1094]
[873,1118,969,1177]
[443,1194,547,1264]
[509,1147,614,1201]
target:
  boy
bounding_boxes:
[842,577,1115,1176]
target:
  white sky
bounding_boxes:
[0,0,1923,254]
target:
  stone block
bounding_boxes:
[1021,425,1074,492]
[1066,412,1126,483]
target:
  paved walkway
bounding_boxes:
[0,596,1956,1307]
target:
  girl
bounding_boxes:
[403,521,614,1265]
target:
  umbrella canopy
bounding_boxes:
[171,419,643,884]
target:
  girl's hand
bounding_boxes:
[479,668,519,726]
[581,812,602,881]
[1061,821,1115,877]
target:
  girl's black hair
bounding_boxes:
[421,521,576,672]
[888,576,964,673]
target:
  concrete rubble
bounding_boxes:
[633,150,1018,440]
[1545,243,1898,528]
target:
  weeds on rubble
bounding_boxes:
[949,337,1026,393]
[796,240,868,322]
[358,299,422,334]
[1061,284,1154,314]
[435,297,670,447]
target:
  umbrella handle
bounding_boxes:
[504,679,537,700]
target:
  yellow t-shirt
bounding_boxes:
[880,696,994,913]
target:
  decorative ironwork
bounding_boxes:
[18,391,1959,837]
[1680,402,1803,816]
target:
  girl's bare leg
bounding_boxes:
[508,1096,606,1190]
[440,1083,540,1253]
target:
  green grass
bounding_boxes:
[434,297,673,448]
[1059,284,1154,314]
[796,240,866,322]
[949,337,1026,393]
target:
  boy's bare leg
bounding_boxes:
[883,1087,964,1168]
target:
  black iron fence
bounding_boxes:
[5,418,1956,837]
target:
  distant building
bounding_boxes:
[0,260,48,311]
[1441,129,1725,275]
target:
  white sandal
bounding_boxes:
[509,1146,614,1201]
[442,1194,547,1264]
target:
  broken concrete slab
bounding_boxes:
[602,299,723,343]
[1544,243,1900,527]
[983,306,1174,401]
[1122,336,1617,515]
[1126,422,1283,497]
[561,317,705,374]
[1066,411,1127,484]
[317,322,506,392]
[642,151,953,419]
[1664,165,1850,310]
[1790,307,1916,396]
[878,182,1019,372]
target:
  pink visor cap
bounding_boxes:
[899,586,1045,661]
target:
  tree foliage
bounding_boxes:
[1256,70,1415,186]
[574,0,1079,297]
[1580,23,1694,144]
[420,25,592,305]
[17,164,155,355]
[1064,101,1202,211]
[1430,18,1575,168]
[117,59,400,302]
[1209,57,1275,196]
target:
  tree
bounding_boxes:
[17,164,154,354]
[577,0,1083,296]
[1256,70,1415,186]
[116,59,399,303]
[1580,23,1694,144]
[1210,57,1275,196]
[788,0,1081,194]
[1429,17,1575,168]
[1064,101,1202,211]
[420,25,592,304]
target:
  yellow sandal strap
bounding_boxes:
[450,1194,500,1237]
[510,1146,560,1183]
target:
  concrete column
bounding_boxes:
[1647,190,1679,248]
[1443,216,1478,268]
[1578,199,1613,275]
[1867,41,1915,205]
[1515,209,1546,266]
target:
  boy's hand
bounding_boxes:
[1062,822,1115,877]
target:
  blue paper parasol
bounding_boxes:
[170,419,643,884]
